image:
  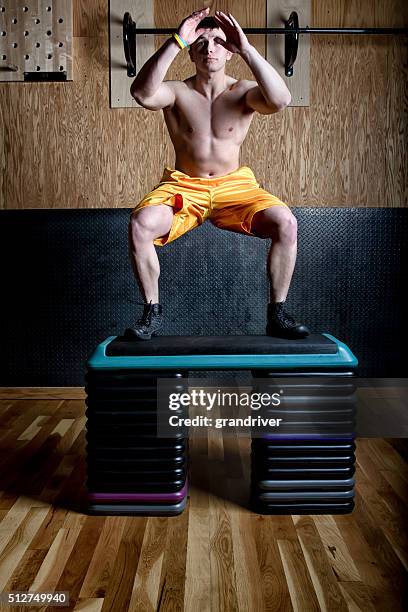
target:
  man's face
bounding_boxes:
[189,28,232,71]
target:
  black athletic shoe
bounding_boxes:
[266,302,310,339]
[124,302,163,340]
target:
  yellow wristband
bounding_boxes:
[172,32,189,50]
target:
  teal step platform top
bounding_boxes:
[87,333,358,370]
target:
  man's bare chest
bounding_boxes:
[164,87,254,141]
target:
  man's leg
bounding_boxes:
[126,205,174,340]
[129,205,174,303]
[251,206,297,302]
[251,206,309,338]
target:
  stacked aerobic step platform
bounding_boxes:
[85,332,357,516]
[250,336,358,515]
[85,367,189,516]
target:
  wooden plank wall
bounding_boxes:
[0,0,407,210]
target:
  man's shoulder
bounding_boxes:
[163,79,193,89]
[240,79,257,90]
[228,78,254,91]
[162,79,192,100]
[226,79,258,96]
[163,79,183,90]
[223,78,256,91]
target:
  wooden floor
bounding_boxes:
[0,394,407,612]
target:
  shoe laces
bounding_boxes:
[273,304,297,328]
[136,301,153,328]
[278,310,297,328]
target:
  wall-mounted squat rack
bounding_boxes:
[123,11,408,78]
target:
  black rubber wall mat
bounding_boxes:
[1,208,406,384]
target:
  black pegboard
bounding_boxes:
[0,208,406,385]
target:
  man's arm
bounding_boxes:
[130,37,180,109]
[240,45,292,114]
[131,8,211,110]
[212,11,291,114]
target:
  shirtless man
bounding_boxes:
[126,7,309,340]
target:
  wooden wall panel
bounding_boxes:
[0,0,406,209]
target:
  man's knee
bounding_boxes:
[130,206,172,243]
[277,211,297,243]
[253,207,297,243]
[130,209,155,242]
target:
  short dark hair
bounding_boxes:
[196,16,219,30]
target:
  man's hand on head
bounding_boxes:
[213,11,251,56]
[177,7,211,46]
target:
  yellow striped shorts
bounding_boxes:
[132,165,289,246]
